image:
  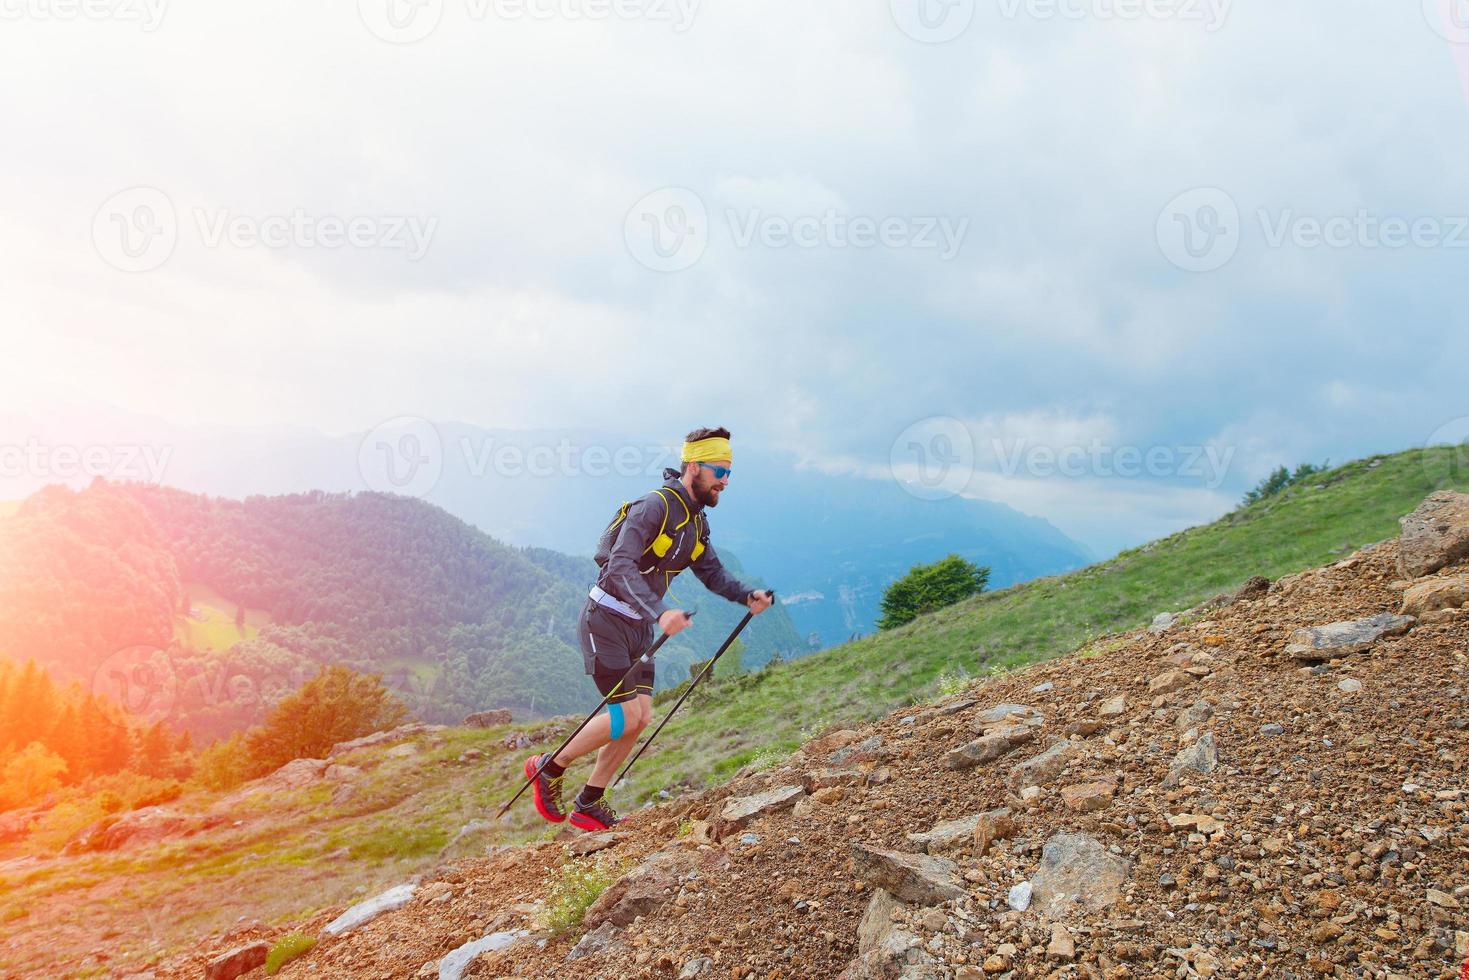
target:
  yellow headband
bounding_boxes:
[682,437,732,464]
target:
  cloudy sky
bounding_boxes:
[3,0,1467,555]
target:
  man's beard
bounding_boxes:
[692,478,721,508]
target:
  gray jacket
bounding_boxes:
[594,468,753,620]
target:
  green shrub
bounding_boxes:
[545,859,624,935]
[131,779,182,809]
[266,932,316,974]
[21,797,109,853]
[934,667,970,697]
[747,746,785,772]
[1242,459,1330,506]
[651,680,689,707]
[0,742,68,810]
[878,555,990,630]
[190,733,253,792]
[246,666,407,774]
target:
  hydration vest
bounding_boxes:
[596,485,706,576]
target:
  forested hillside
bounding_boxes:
[0,484,181,676]
[0,482,803,739]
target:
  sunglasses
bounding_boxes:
[695,461,732,481]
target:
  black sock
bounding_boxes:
[577,784,605,806]
[540,755,565,778]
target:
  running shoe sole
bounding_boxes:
[568,810,617,832]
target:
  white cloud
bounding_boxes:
[1,0,1465,551]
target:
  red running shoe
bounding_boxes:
[524,753,566,823]
[568,795,621,832]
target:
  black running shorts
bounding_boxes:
[592,661,654,704]
[579,600,655,701]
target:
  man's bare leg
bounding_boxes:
[584,693,651,787]
[551,711,615,767]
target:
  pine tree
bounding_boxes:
[138,722,173,777]
[3,661,61,751]
[78,695,132,776]
[47,703,86,783]
[0,659,14,750]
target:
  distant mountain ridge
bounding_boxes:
[0,411,1095,645]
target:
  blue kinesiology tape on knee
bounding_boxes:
[606,701,625,740]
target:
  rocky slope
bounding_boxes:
[150,493,1469,979]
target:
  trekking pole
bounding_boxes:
[495,610,693,819]
[613,591,773,789]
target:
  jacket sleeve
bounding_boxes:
[689,520,754,605]
[604,492,673,621]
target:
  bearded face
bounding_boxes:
[686,460,731,507]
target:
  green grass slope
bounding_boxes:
[173,582,273,652]
[611,445,1469,795]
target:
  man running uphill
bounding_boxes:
[525,427,774,831]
